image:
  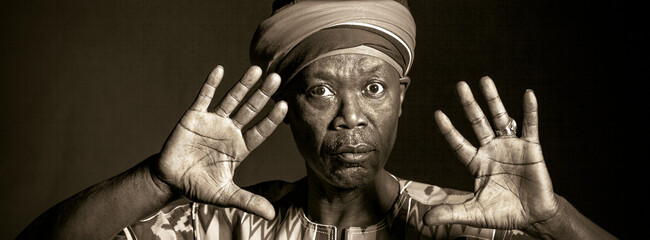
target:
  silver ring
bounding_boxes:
[495,118,517,137]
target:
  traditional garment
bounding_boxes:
[249,0,416,90]
[115,175,531,239]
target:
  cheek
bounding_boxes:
[368,90,401,130]
[288,96,337,155]
[289,90,401,165]
[365,91,402,158]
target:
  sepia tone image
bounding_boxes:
[1,0,637,239]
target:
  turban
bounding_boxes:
[249,0,416,90]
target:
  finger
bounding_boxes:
[232,73,281,128]
[190,66,224,112]
[456,81,495,145]
[522,89,539,143]
[214,66,263,117]
[224,185,276,221]
[244,100,288,151]
[423,201,479,227]
[435,110,478,170]
[479,77,512,131]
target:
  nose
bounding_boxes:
[332,93,368,130]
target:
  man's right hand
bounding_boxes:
[153,65,287,220]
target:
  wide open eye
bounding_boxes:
[308,85,335,98]
[363,82,386,98]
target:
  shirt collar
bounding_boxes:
[294,174,411,238]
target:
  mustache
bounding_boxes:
[321,129,378,154]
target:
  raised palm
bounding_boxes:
[425,77,559,230]
[154,66,287,220]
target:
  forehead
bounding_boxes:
[300,54,399,81]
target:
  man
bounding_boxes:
[18,0,616,239]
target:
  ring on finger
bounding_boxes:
[495,118,517,137]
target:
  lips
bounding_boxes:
[331,144,375,163]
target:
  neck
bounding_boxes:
[304,170,399,230]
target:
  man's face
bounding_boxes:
[284,54,408,189]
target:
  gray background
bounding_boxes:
[1,0,638,238]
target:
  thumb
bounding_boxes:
[221,185,276,221]
[423,201,479,226]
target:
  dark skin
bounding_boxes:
[18,55,616,239]
[282,54,407,235]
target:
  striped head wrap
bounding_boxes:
[249,0,416,91]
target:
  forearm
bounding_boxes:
[526,195,617,240]
[17,154,179,240]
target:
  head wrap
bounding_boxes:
[250,0,416,89]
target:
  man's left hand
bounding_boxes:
[424,77,560,231]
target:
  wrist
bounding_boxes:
[526,195,617,240]
[142,153,181,202]
[526,195,571,239]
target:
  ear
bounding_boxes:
[398,76,410,117]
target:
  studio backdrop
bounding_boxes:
[1,0,635,238]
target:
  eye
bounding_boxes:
[363,82,386,98]
[308,85,335,97]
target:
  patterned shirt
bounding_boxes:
[114,175,532,239]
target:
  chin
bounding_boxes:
[328,167,374,189]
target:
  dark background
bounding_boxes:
[1,0,640,238]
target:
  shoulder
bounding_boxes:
[119,179,306,239]
[395,176,474,205]
[243,177,307,203]
[118,199,196,239]
[141,178,305,220]
[391,175,533,239]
